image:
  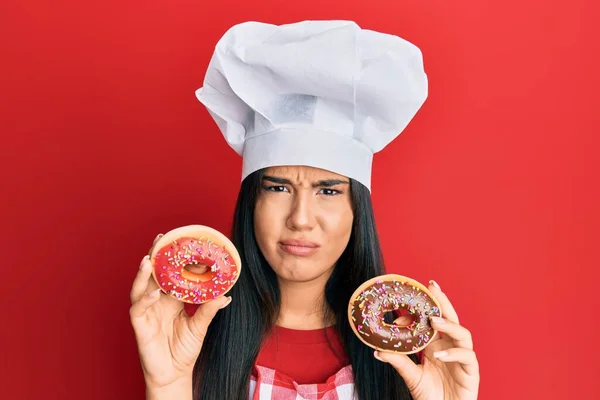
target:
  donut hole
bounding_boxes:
[181,262,214,282]
[184,263,209,275]
[383,311,396,323]
[388,309,415,327]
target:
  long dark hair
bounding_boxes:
[193,168,418,399]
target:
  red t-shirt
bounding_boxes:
[255,325,349,384]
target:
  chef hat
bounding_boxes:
[195,20,427,191]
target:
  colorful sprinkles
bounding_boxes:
[349,276,441,354]
[153,236,239,304]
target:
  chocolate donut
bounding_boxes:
[348,274,442,354]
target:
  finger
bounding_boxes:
[428,280,459,324]
[188,296,232,342]
[147,233,164,257]
[429,316,473,350]
[374,351,422,391]
[433,347,479,376]
[130,255,153,304]
[129,288,162,320]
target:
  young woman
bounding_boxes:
[129,20,479,400]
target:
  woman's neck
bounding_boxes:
[276,272,334,330]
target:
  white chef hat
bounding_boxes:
[195,20,427,191]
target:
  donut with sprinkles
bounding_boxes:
[149,225,241,304]
[348,274,442,354]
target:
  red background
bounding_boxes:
[1,0,599,399]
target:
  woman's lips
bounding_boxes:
[279,240,320,256]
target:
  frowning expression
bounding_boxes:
[253,165,354,283]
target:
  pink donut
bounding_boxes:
[149,225,241,304]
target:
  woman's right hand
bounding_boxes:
[129,234,232,390]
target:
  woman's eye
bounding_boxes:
[319,188,341,196]
[264,185,288,192]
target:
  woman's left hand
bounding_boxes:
[375,280,480,400]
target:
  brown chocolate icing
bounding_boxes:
[349,278,441,353]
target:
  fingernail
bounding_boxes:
[373,351,384,362]
[429,280,441,290]
[219,297,232,309]
[434,351,448,359]
[155,233,164,240]
[139,255,149,269]
[430,316,445,324]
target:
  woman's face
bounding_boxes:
[254,165,354,284]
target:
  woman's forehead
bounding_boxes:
[264,165,348,182]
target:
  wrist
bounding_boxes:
[145,377,193,400]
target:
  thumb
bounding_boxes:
[188,296,232,341]
[375,350,422,390]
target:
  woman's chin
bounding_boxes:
[272,262,333,284]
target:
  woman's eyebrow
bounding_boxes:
[262,175,349,187]
[313,179,349,187]
[262,175,291,184]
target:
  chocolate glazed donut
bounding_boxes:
[348,274,442,354]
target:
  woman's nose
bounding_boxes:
[286,192,316,231]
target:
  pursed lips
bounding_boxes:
[278,239,320,256]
